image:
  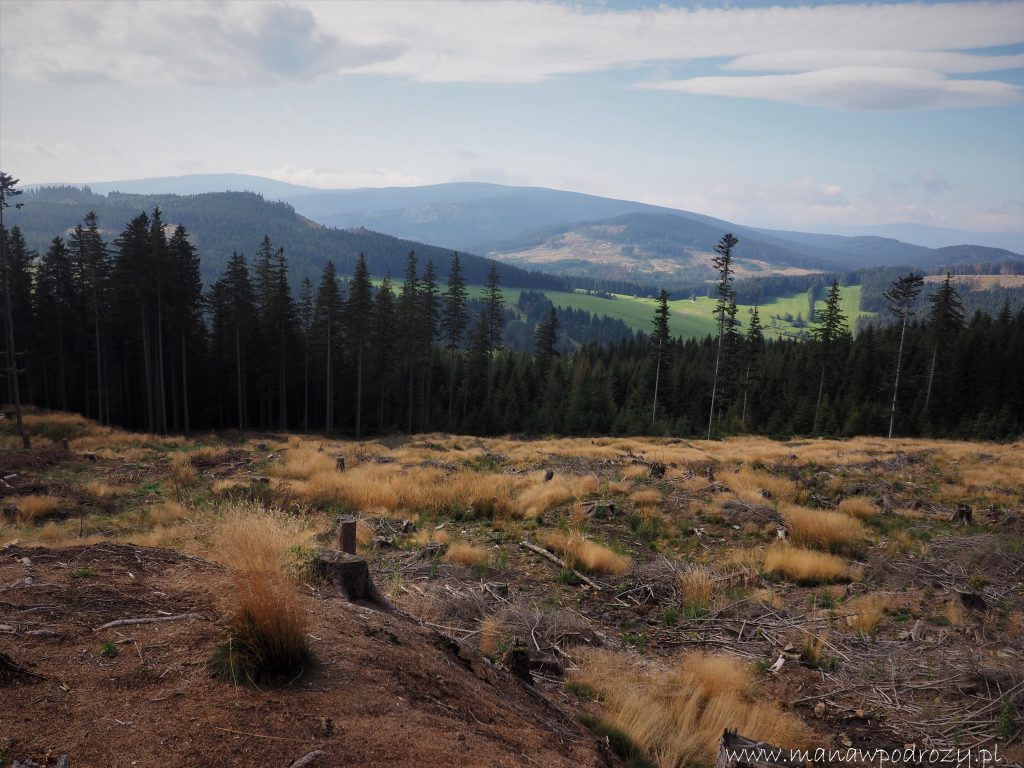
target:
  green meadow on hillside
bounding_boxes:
[465,284,866,340]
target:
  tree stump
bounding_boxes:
[337,516,357,554]
[714,730,799,768]
[335,456,346,472]
[543,469,554,482]
[311,549,391,611]
[951,503,973,526]
[650,462,666,479]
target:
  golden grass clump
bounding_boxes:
[207,504,316,685]
[752,588,783,609]
[763,544,848,583]
[629,489,663,506]
[779,503,868,553]
[837,496,879,520]
[9,495,62,525]
[479,615,504,659]
[443,542,490,566]
[623,464,648,479]
[515,474,600,519]
[536,530,630,575]
[722,468,799,504]
[84,481,127,499]
[272,442,337,480]
[168,453,198,492]
[844,592,892,634]
[573,650,809,767]
[608,480,633,495]
[294,462,526,518]
[148,500,188,526]
[411,528,451,547]
[679,566,716,610]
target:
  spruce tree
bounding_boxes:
[811,280,850,432]
[371,275,398,431]
[924,272,965,418]
[441,253,469,426]
[0,171,29,448]
[297,277,314,432]
[419,260,440,430]
[884,272,925,438]
[346,253,374,439]
[398,251,420,433]
[166,225,203,432]
[650,289,670,424]
[34,237,74,410]
[740,296,764,429]
[708,233,738,439]
[313,261,342,433]
[534,306,560,375]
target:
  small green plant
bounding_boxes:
[564,680,598,701]
[491,549,509,573]
[70,567,98,578]
[556,569,582,586]
[100,641,119,658]
[997,702,1016,741]
[622,632,646,652]
[578,715,656,768]
[662,606,679,627]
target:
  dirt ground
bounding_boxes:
[0,542,602,768]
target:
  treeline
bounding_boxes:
[2,176,1021,441]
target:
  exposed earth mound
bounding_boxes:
[0,543,601,768]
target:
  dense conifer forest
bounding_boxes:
[1,178,1021,441]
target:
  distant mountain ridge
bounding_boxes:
[7,186,565,290]
[25,174,1023,280]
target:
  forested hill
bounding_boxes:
[8,186,567,290]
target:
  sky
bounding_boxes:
[1,0,1023,236]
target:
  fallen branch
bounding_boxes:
[94,613,203,631]
[518,541,602,591]
[289,750,327,768]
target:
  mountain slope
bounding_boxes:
[8,186,564,289]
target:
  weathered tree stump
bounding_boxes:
[543,469,554,482]
[335,456,346,472]
[649,462,666,479]
[337,516,357,554]
[951,503,974,526]
[714,730,799,768]
[311,549,391,611]
[505,641,533,684]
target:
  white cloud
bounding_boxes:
[2,1,1022,111]
[646,67,1024,111]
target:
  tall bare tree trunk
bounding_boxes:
[355,346,363,439]
[92,286,104,424]
[324,319,332,433]
[181,328,190,433]
[813,366,826,433]
[156,289,167,434]
[235,322,244,431]
[140,300,155,433]
[924,345,937,415]
[652,338,662,424]
[2,251,29,448]
[707,324,724,441]
[888,316,909,439]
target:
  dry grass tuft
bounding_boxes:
[763,544,848,583]
[844,592,892,634]
[272,443,337,480]
[148,500,188,526]
[84,481,127,499]
[779,503,867,553]
[444,542,490,566]
[9,495,62,525]
[479,615,505,659]
[837,496,879,520]
[573,650,809,767]
[207,503,316,686]
[722,468,800,504]
[608,480,633,495]
[628,489,663,506]
[168,453,198,492]
[411,528,450,547]
[679,566,716,611]
[752,588,783,609]
[537,529,630,575]
[516,475,600,519]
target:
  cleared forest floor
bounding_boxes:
[2,413,1022,767]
